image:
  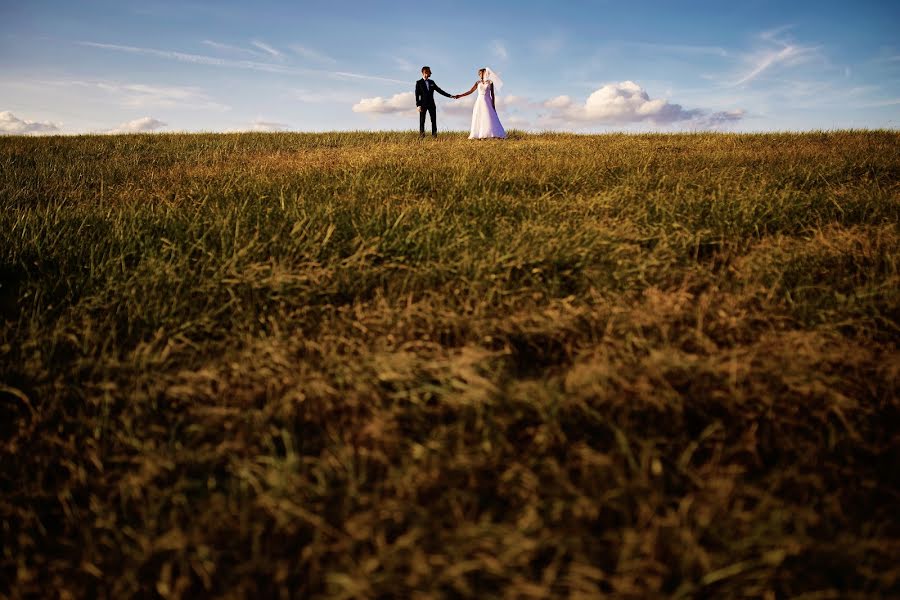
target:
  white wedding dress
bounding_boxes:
[469,80,506,140]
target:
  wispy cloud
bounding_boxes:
[731,28,820,86]
[0,110,60,135]
[491,40,509,61]
[57,79,230,111]
[624,41,730,58]
[734,46,807,85]
[290,44,336,64]
[251,41,283,60]
[759,25,795,43]
[201,40,264,58]
[854,97,900,108]
[534,32,565,57]
[107,116,167,134]
[391,56,415,72]
[293,89,358,104]
[80,41,289,72]
[332,71,406,84]
[79,41,408,84]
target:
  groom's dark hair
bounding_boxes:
[421,66,430,72]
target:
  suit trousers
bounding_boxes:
[419,105,437,136]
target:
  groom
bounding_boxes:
[415,66,452,138]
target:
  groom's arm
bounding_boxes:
[432,82,453,98]
[415,81,423,107]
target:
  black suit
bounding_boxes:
[415,77,451,136]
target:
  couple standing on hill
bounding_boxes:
[415,66,506,140]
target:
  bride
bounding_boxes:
[453,68,506,140]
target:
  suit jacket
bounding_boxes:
[416,78,451,108]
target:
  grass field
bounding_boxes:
[1,130,898,598]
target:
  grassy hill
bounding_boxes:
[1,131,898,598]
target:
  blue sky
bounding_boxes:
[1,0,898,133]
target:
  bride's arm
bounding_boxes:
[453,82,478,99]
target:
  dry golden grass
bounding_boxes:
[1,130,899,598]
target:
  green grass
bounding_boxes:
[1,130,898,598]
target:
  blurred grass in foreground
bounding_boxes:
[1,130,899,598]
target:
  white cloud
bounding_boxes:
[251,41,283,59]
[0,111,59,135]
[352,92,416,115]
[491,40,509,61]
[543,81,703,125]
[107,116,167,134]
[290,44,336,64]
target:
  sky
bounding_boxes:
[1,0,899,134]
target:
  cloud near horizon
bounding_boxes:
[542,81,705,125]
[540,81,747,129]
[698,109,747,127]
[0,111,60,135]
[349,83,739,131]
[352,91,528,118]
[107,116,167,134]
[221,119,292,133]
[248,118,291,132]
[352,92,416,115]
